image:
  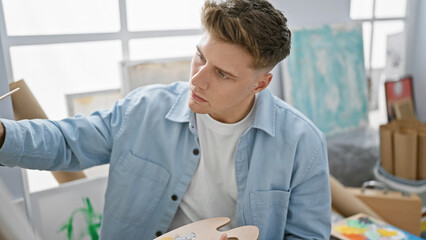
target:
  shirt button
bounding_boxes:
[193,148,199,155]
[171,194,178,201]
[155,231,162,237]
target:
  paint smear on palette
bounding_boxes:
[333,215,424,240]
[160,232,196,240]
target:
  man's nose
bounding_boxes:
[191,65,209,90]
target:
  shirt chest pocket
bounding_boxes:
[249,190,291,238]
[106,151,170,225]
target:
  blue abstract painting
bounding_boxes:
[284,24,368,136]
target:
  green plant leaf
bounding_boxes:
[58,197,102,240]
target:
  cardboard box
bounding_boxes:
[347,187,422,235]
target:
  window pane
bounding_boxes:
[2,0,120,36]
[375,0,407,18]
[371,20,404,69]
[127,0,203,31]
[350,0,374,19]
[362,22,372,69]
[10,41,122,120]
[129,35,202,60]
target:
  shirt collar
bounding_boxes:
[252,88,276,137]
[165,87,192,123]
[165,86,276,137]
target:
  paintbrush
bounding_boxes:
[0,88,20,101]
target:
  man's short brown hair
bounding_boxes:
[201,0,291,70]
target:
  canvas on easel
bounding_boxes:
[282,23,368,136]
[0,178,35,240]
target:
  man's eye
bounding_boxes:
[197,53,206,62]
[218,71,229,79]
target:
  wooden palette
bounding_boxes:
[155,217,259,240]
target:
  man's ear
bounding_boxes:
[253,72,273,93]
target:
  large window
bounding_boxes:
[351,0,407,70]
[350,0,409,128]
[0,0,203,192]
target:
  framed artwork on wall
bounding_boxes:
[65,89,121,117]
[120,57,192,95]
[384,76,415,121]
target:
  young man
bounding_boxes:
[0,0,331,239]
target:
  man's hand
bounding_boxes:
[0,121,5,148]
[219,233,227,240]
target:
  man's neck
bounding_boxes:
[209,95,256,124]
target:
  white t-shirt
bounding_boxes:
[169,99,256,230]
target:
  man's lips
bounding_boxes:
[191,91,207,102]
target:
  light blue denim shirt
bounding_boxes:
[0,82,331,239]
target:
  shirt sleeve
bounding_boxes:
[284,134,332,239]
[0,97,128,171]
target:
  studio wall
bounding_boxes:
[410,0,426,121]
